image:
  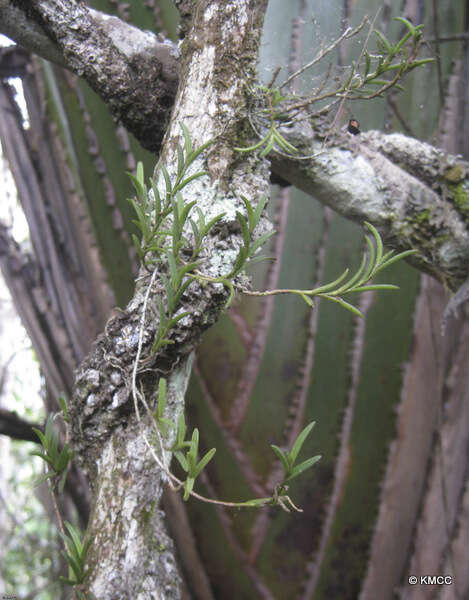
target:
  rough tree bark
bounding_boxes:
[14,0,269,597]
[1,1,469,599]
[2,2,469,289]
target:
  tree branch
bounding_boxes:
[3,0,179,152]
[0,407,41,442]
[3,1,469,290]
[268,124,469,291]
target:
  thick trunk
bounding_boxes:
[68,1,269,597]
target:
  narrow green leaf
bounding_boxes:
[289,421,316,464]
[31,427,47,448]
[362,234,376,282]
[352,284,399,292]
[249,231,275,256]
[176,144,185,178]
[183,476,195,500]
[234,134,270,153]
[285,455,321,482]
[239,195,254,225]
[271,444,290,475]
[364,51,371,76]
[272,128,299,154]
[62,538,82,577]
[259,133,275,158]
[179,200,197,228]
[236,212,251,248]
[150,179,162,215]
[161,165,172,197]
[299,293,314,307]
[187,428,199,471]
[226,246,248,279]
[161,274,174,314]
[185,137,215,169]
[376,248,417,272]
[59,576,78,586]
[365,222,383,266]
[174,450,188,472]
[174,171,208,194]
[56,444,72,472]
[127,172,145,199]
[323,295,364,317]
[393,16,416,36]
[58,395,68,419]
[157,378,167,418]
[194,447,216,478]
[394,30,413,53]
[177,413,187,447]
[65,522,84,554]
[374,29,393,53]
[252,195,268,230]
[238,497,272,507]
[58,470,68,494]
[49,430,59,462]
[311,268,350,295]
[180,123,193,156]
[44,415,54,443]
[246,254,275,267]
[408,58,435,68]
[173,279,194,308]
[136,161,144,186]
[204,212,225,235]
[30,450,53,464]
[166,311,191,331]
[189,218,201,246]
[333,253,367,294]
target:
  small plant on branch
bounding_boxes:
[59,521,93,595]
[31,414,74,493]
[243,222,417,318]
[235,15,434,158]
[31,408,94,598]
[129,127,417,513]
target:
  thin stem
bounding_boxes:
[280,16,368,90]
[50,485,66,538]
[132,267,159,421]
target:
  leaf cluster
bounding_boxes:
[152,377,216,501]
[350,17,434,100]
[128,124,214,268]
[271,421,321,487]
[58,521,93,595]
[151,377,321,511]
[171,421,216,501]
[308,222,416,316]
[129,126,274,354]
[236,16,433,158]
[31,415,74,493]
[215,194,274,307]
[246,222,416,318]
[234,85,300,157]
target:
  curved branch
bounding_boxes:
[5,0,468,288]
[269,125,469,291]
[3,0,179,152]
[0,0,66,65]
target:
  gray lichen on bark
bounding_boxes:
[68,1,270,597]
[270,128,469,290]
